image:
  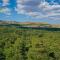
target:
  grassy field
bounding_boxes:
[0,25,60,60]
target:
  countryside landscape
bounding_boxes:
[0,20,60,60]
[0,0,60,60]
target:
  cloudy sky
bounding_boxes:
[0,0,60,24]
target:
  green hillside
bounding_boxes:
[0,25,60,60]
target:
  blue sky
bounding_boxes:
[0,0,60,24]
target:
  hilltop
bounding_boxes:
[0,20,60,28]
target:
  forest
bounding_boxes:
[0,25,60,60]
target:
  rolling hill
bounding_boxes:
[0,20,60,28]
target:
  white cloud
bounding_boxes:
[15,0,28,14]
[2,0,9,6]
[15,0,60,20]
[38,1,60,18]
[0,7,11,15]
[38,2,60,11]
[16,0,31,5]
[15,7,26,14]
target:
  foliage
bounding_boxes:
[0,26,60,60]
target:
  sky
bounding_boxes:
[0,0,60,24]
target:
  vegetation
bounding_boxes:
[0,25,60,60]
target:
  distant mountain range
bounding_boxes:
[0,20,60,28]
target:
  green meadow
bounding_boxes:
[0,25,60,60]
